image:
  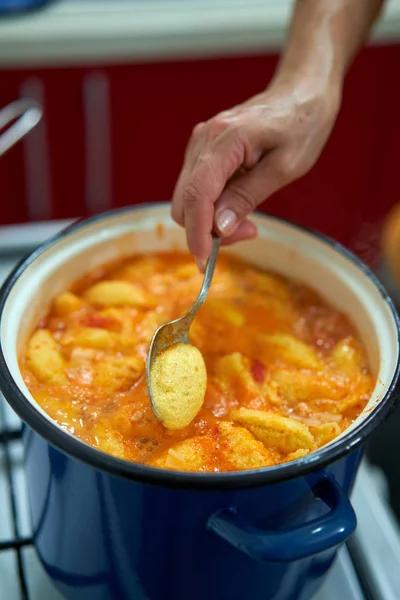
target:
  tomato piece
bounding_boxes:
[82,314,118,330]
[250,359,266,384]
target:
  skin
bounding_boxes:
[171,0,385,270]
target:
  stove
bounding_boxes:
[0,221,399,600]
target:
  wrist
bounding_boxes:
[269,66,342,120]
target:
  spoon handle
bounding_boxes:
[184,234,221,324]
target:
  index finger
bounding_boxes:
[176,133,246,261]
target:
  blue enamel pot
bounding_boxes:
[0,205,399,600]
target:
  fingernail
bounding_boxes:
[195,257,207,273]
[216,209,237,236]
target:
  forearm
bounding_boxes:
[273,0,385,96]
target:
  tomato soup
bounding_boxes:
[21,252,374,473]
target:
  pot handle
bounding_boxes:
[207,473,356,562]
[0,99,42,157]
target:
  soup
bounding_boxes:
[20,251,374,473]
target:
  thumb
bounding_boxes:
[214,153,283,237]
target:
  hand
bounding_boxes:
[171,81,340,270]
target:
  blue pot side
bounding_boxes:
[23,427,363,600]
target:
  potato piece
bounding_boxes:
[150,436,215,472]
[215,353,245,380]
[331,337,365,370]
[27,329,66,385]
[249,296,296,332]
[223,307,245,326]
[91,427,128,460]
[112,256,163,280]
[61,327,115,349]
[260,381,282,406]
[245,269,290,300]
[209,300,245,326]
[91,309,139,347]
[136,312,166,343]
[150,423,274,472]
[83,308,129,332]
[98,307,127,324]
[210,270,237,295]
[94,355,144,391]
[112,404,148,439]
[270,369,345,403]
[215,353,258,393]
[175,263,199,279]
[52,292,83,316]
[231,408,316,454]
[147,274,176,295]
[285,449,310,462]
[67,347,97,385]
[310,422,341,447]
[218,421,275,470]
[84,280,154,308]
[70,347,98,363]
[214,353,272,409]
[262,334,322,370]
[336,374,373,413]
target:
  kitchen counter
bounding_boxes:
[0,0,400,67]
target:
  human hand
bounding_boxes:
[171,81,341,270]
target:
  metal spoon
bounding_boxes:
[146,234,221,417]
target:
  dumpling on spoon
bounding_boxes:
[150,342,207,430]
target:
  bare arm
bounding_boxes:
[171,0,385,270]
[275,0,383,96]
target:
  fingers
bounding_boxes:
[172,125,248,262]
[171,86,338,268]
[194,220,258,273]
[219,219,258,245]
[171,122,206,227]
[171,109,297,265]
[214,153,286,237]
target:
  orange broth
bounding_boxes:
[21,251,374,473]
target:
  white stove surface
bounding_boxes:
[0,221,400,600]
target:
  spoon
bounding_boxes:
[146,234,221,423]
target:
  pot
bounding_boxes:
[0,204,399,600]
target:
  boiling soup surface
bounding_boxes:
[21,251,374,473]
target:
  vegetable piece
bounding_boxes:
[94,355,144,391]
[262,333,322,370]
[218,421,275,470]
[215,353,259,395]
[331,337,365,370]
[84,280,154,308]
[52,292,83,316]
[27,329,66,385]
[310,422,342,447]
[231,407,316,454]
[270,368,345,403]
[285,448,310,462]
[150,422,274,472]
[61,327,115,349]
[150,436,214,471]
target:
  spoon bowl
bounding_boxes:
[146,234,221,422]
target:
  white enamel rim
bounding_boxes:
[0,204,399,490]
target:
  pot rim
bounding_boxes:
[0,203,399,491]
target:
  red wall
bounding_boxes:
[1,44,400,268]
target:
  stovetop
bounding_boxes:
[0,221,400,600]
